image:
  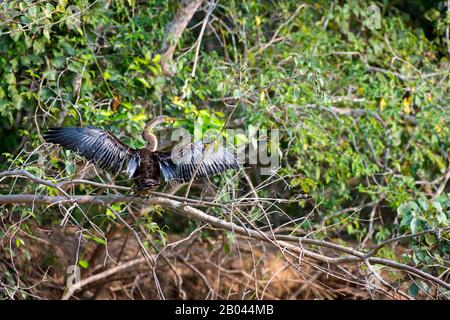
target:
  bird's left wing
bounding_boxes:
[156,141,239,183]
[44,126,139,178]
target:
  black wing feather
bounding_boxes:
[44,127,136,175]
[156,141,239,183]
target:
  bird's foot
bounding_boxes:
[132,188,149,197]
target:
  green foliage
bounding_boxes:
[397,195,449,272]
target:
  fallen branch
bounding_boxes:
[62,257,146,300]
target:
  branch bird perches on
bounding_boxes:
[43,115,239,190]
[1,170,449,293]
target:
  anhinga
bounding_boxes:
[44,115,239,190]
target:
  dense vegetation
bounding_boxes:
[0,0,449,299]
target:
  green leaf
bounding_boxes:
[15,238,25,248]
[290,178,302,187]
[43,29,51,41]
[65,161,75,176]
[424,8,440,21]
[436,211,448,225]
[417,198,428,212]
[410,217,420,234]
[408,201,419,211]
[106,208,116,219]
[137,77,151,88]
[78,259,89,269]
[400,211,413,230]
[397,203,410,217]
[223,241,230,254]
[131,114,147,122]
[27,6,38,18]
[424,233,436,246]
[432,201,443,214]
[92,236,106,245]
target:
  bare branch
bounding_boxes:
[1,192,449,290]
[2,169,449,292]
[62,257,146,300]
[160,0,204,76]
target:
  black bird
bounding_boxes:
[44,115,239,190]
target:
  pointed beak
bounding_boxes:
[164,117,177,123]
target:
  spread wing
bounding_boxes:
[156,141,239,183]
[44,127,139,178]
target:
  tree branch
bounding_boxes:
[1,169,449,291]
[1,193,449,290]
[160,0,204,76]
[62,257,146,300]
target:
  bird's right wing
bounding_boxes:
[44,127,139,178]
[156,141,239,183]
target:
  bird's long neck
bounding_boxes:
[142,130,158,151]
[142,118,166,152]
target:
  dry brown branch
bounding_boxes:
[62,257,146,300]
[432,167,450,200]
[160,0,204,76]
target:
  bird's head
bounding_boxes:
[147,115,177,129]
